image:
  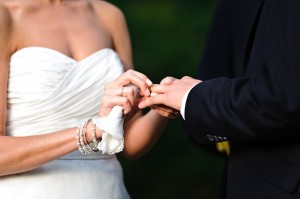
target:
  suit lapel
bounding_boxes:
[231,0,265,75]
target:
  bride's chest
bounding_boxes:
[10,4,112,61]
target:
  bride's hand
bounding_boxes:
[99,69,152,117]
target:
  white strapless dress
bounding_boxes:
[1,47,130,199]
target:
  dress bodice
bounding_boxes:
[2,47,130,199]
[6,47,124,136]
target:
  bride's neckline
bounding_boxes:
[11,46,115,63]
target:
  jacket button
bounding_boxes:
[206,134,214,142]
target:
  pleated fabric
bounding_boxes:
[2,47,130,199]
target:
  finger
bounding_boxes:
[99,95,119,116]
[101,83,140,117]
[101,95,132,115]
[126,69,152,86]
[160,76,177,85]
[105,83,139,98]
[122,99,133,115]
[150,84,168,94]
[149,84,158,94]
[150,104,177,114]
[150,107,170,117]
[138,94,165,109]
[104,87,122,97]
[151,106,180,119]
[124,83,140,98]
[115,70,152,96]
[121,86,137,108]
[181,76,203,85]
[181,76,193,80]
[167,112,180,119]
[103,81,116,90]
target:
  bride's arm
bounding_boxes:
[100,2,169,160]
[0,130,76,175]
[0,6,101,176]
[123,110,168,160]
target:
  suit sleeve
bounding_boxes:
[185,1,300,144]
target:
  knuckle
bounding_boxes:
[106,81,114,87]
[127,69,134,73]
[182,76,190,80]
[101,100,110,107]
[128,87,135,95]
[126,69,134,76]
[122,97,129,105]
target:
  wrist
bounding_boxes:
[86,120,103,141]
[75,119,101,154]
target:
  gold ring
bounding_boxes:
[121,86,124,97]
[149,85,153,93]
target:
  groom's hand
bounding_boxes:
[148,103,180,118]
[146,77,180,118]
[138,76,202,111]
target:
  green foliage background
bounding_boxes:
[108,1,227,199]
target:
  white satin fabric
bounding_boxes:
[2,47,130,199]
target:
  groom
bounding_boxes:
[139,0,300,198]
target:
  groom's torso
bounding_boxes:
[197,0,300,198]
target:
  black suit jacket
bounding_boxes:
[185,0,300,198]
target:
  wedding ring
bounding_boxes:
[121,86,124,97]
[149,85,153,93]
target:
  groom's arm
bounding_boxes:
[184,67,300,144]
[140,68,300,145]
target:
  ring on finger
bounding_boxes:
[121,86,124,97]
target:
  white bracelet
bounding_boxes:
[75,119,88,154]
[90,119,99,152]
[76,122,86,154]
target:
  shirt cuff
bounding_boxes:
[180,84,197,120]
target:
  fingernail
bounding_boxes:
[150,92,157,96]
[146,79,152,86]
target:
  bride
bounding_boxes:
[0,0,175,198]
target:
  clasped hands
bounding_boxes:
[99,69,202,120]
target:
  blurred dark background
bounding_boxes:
[108,1,226,199]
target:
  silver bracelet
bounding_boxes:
[82,119,93,154]
[83,119,98,153]
[76,123,86,154]
[90,119,99,152]
[79,120,89,154]
[76,119,100,154]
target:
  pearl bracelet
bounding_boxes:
[90,120,99,152]
[76,121,87,154]
[76,119,100,154]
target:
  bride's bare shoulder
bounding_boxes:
[0,2,11,24]
[0,2,13,37]
[0,0,21,31]
[91,0,125,21]
[0,2,15,55]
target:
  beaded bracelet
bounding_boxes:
[76,121,86,154]
[90,120,99,152]
[82,119,93,154]
[79,120,89,154]
[76,119,100,154]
